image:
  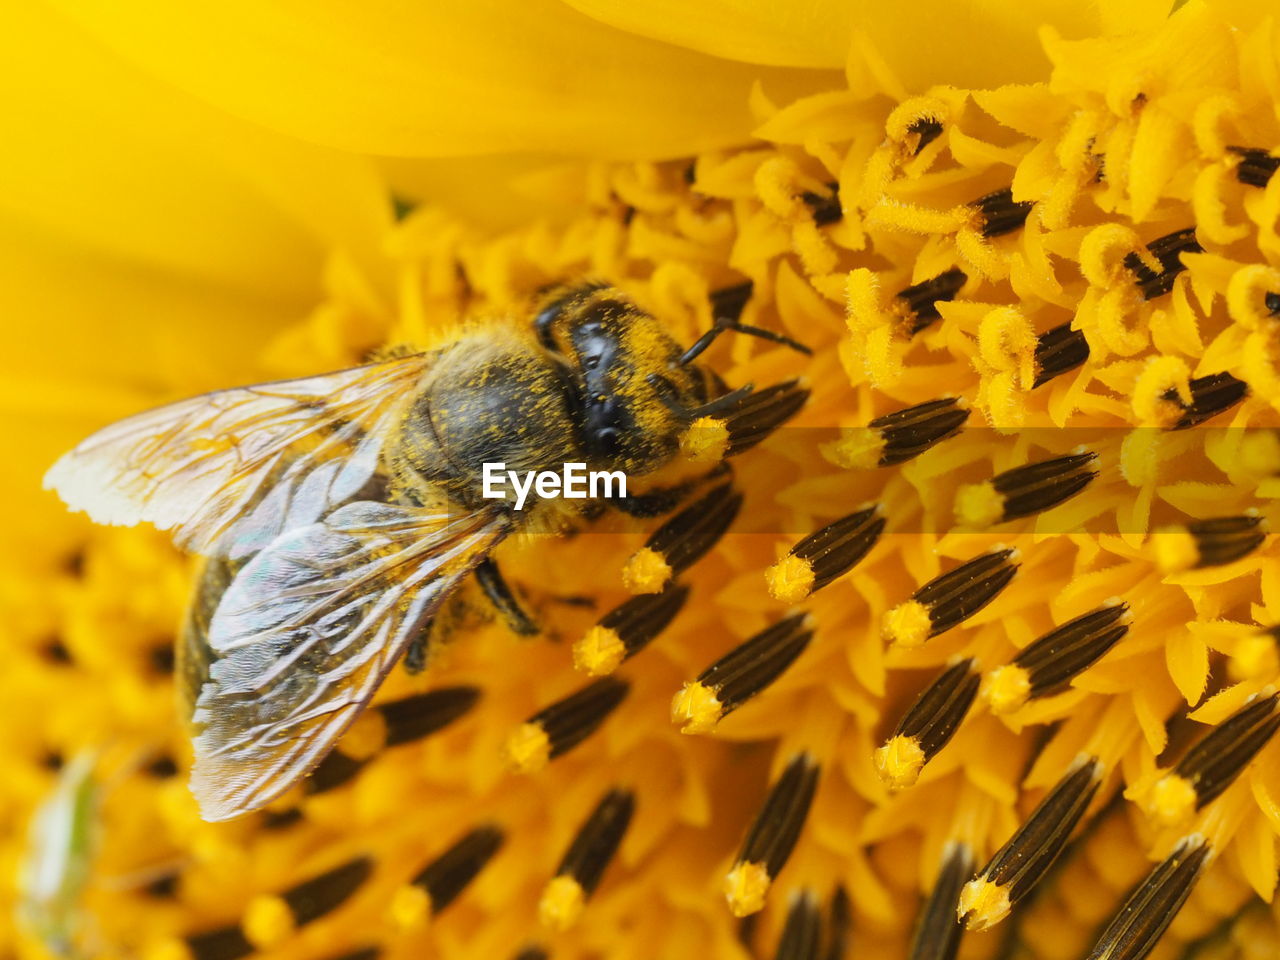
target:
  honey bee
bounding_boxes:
[45,284,807,822]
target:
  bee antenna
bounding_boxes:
[677,317,812,366]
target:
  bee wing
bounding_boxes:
[43,355,430,559]
[190,500,510,821]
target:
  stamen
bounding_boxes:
[724,754,820,917]
[185,926,254,960]
[970,188,1034,239]
[801,183,842,225]
[987,600,1131,714]
[681,381,809,464]
[1083,836,1211,960]
[1032,322,1090,387]
[400,825,504,926]
[539,789,635,931]
[1144,692,1280,826]
[773,890,822,960]
[307,687,480,794]
[673,615,813,734]
[894,268,969,334]
[1164,372,1248,430]
[909,843,975,960]
[1226,145,1280,187]
[573,585,689,676]
[823,886,851,960]
[1124,228,1202,300]
[875,659,980,791]
[240,857,373,949]
[959,757,1103,930]
[766,505,885,603]
[622,485,742,593]
[883,549,1019,648]
[908,117,945,155]
[955,451,1098,528]
[824,397,969,469]
[507,678,629,772]
[1155,513,1266,573]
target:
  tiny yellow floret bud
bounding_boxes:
[670,681,724,735]
[573,626,626,676]
[883,600,932,648]
[723,860,771,917]
[874,734,925,791]
[538,876,586,931]
[765,554,815,604]
[505,723,551,773]
[622,547,672,594]
[958,877,1012,931]
[986,665,1032,715]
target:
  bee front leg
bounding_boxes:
[474,558,540,637]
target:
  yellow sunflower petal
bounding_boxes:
[47,0,838,159]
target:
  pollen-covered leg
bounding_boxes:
[1138,692,1280,828]
[985,601,1130,715]
[1154,513,1267,573]
[765,504,885,603]
[875,659,980,791]
[182,857,372,960]
[959,757,1103,930]
[823,397,969,469]
[954,451,1098,528]
[474,558,539,637]
[305,687,480,796]
[538,788,635,931]
[672,615,813,735]
[723,754,819,917]
[506,678,629,773]
[882,549,1019,648]
[909,843,974,960]
[388,825,504,932]
[622,483,742,594]
[1082,837,1211,960]
[573,584,689,676]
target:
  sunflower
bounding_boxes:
[5,1,1280,959]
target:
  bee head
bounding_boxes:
[535,286,711,473]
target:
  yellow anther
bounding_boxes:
[883,600,933,649]
[821,427,884,470]
[1227,265,1280,331]
[505,722,551,774]
[680,416,730,465]
[243,895,294,949]
[723,861,772,918]
[986,665,1033,716]
[538,876,586,932]
[388,884,432,932]
[873,734,926,791]
[670,681,724,735]
[765,554,815,604]
[1131,356,1191,427]
[958,877,1012,931]
[573,626,627,677]
[954,481,1004,529]
[341,708,388,761]
[1154,529,1200,575]
[1145,774,1197,827]
[622,547,672,595]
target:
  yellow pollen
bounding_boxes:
[622,547,672,595]
[388,883,432,931]
[765,553,815,604]
[1153,529,1200,575]
[679,416,730,465]
[820,427,885,470]
[341,708,388,760]
[986,665,1032,715]
[1145,774,1197,828]
[538,875,586,931]
[505,722,551,774]
[882,600,932,648]
[670,681,724,735]
[873,734,926,791]
[958,877,1012,931]
[954,481,1005,529]
[573,625,627,676]
[723,860,771,918]
[242,895,295,949]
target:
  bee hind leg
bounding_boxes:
[474,558,540,637]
